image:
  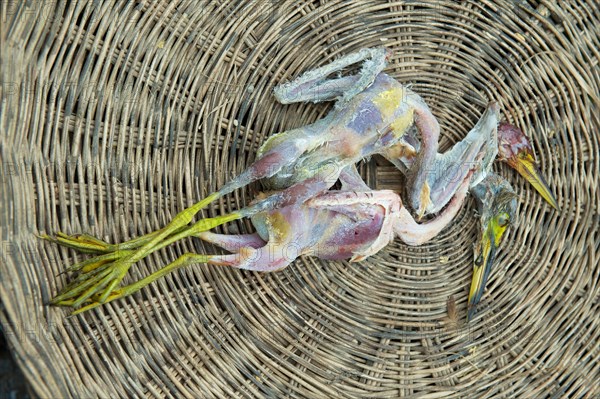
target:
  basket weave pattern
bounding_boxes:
[1,1,599,397]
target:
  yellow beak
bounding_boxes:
[467,213,509,321]
[505,151,559,210]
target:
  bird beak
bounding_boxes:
[467,212,510,321]
[504,149,559,210]
[498,123,559,210]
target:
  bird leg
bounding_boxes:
[61,221,305,315]
[47,164,343,312]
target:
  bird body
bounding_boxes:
[42,47,557,318]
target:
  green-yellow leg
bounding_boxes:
[62,250,129,274]
[52,206,242,310]
[95,210,241,304]
[52,266,115,305]
[60,253,213,315]
[41,222,195,255]
[40,192,225,255]
[38,232,113,254]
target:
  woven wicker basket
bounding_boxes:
[1,1,599,397]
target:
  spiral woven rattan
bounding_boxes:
[1,1,599,398]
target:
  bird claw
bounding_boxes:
[39,232,112,254]
[42,207,236,313]
[40,228,177,254]
[42,232,138,311]
[55,288,126,316]
[51,259,129,307]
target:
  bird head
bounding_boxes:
[467,176,518,321]
[497,122,559,210]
